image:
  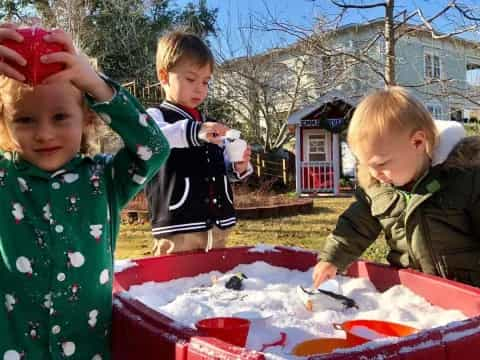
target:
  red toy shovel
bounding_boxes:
[260,331,287,353]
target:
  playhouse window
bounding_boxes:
[308,134,327,161]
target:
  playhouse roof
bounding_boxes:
[287,90,360,126]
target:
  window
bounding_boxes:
[427,104,442,119]
[308,133,327,162]
[425,52,441,79]
[377,36,385,62]
[450,108,463,122]
[321,55,346,81]
[322,55,332,79]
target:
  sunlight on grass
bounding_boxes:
[115,197,389,264]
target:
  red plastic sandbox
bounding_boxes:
[112,246,480,359]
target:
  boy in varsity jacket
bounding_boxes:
[145,31,253,255]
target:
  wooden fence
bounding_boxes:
[122,80,163,106]
[250,151,294,186]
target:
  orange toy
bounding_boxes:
[333,319,418,346]
[292,337,353,356]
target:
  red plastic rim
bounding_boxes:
[195,317,250,347]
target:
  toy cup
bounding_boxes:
[232,310,273,328]
[195,317,250,347]
[225,129,241,141]
[225,139,247,162]
[1,27,65,85]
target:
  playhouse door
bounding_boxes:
[302,131,333,191]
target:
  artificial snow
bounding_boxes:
[125,261,466,359]
[114,259,137,273]
[248,244,281,253]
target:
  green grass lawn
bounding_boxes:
[115,197,389,264]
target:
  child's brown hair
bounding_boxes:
[156,31,215,77]
[0,76,104,155]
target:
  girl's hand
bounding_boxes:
[312,261,337,288]
[199,122,229,145]
[0,23,27,81]
[233,145,252,174]
[40,29,113,102]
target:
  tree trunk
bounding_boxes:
[384,0,395,86]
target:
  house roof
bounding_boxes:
[287,90,360,125]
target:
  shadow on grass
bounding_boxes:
[237,206,336,223]
[310,206,336,215]
[236,227,332,236]
[237,216,338,227]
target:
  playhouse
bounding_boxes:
[287,91,358,195]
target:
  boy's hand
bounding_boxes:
[40,29,114,102]
[233,145,252,174]
[312,261,337,288]
[200,122,229,145]
[0,23,27,81]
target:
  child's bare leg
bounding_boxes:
[211,227,230,248]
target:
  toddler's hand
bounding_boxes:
[199,122,229,145]
[0,23,27,81]
[233,145,252,174]
[40,29,113,102]
[312,261,337,288]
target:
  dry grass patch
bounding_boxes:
[115,197,389,264]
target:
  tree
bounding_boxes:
[83,0,218,82]
[174,0,217,39]
[212,17,326,152]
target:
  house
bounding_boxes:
[286,20,480,194]
[318,19,480,121]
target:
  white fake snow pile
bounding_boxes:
[125,261,466,359]
[114,259,137,273]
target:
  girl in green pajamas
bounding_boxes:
[0,25,170,359]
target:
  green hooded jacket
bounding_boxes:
[320,130,480,287]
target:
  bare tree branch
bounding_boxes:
[330,0,386,9]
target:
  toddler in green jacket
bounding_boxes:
[314,86,480,288]
[0,25,170,359]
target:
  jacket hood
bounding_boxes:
[357,120,480,188]
[431,120,466,166]
[441,134,480,170]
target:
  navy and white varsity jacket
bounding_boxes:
[145,101,252,237]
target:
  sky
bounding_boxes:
[174,0,480,59]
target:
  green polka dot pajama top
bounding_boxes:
[0,79,170,360]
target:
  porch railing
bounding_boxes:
[301,161,334,193]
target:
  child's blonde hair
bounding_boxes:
[0,76,103,155]
[156,31,215,76]
[347,86,438,157]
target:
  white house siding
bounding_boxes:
[313,24,480,120]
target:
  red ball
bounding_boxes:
[1,27,65,85]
